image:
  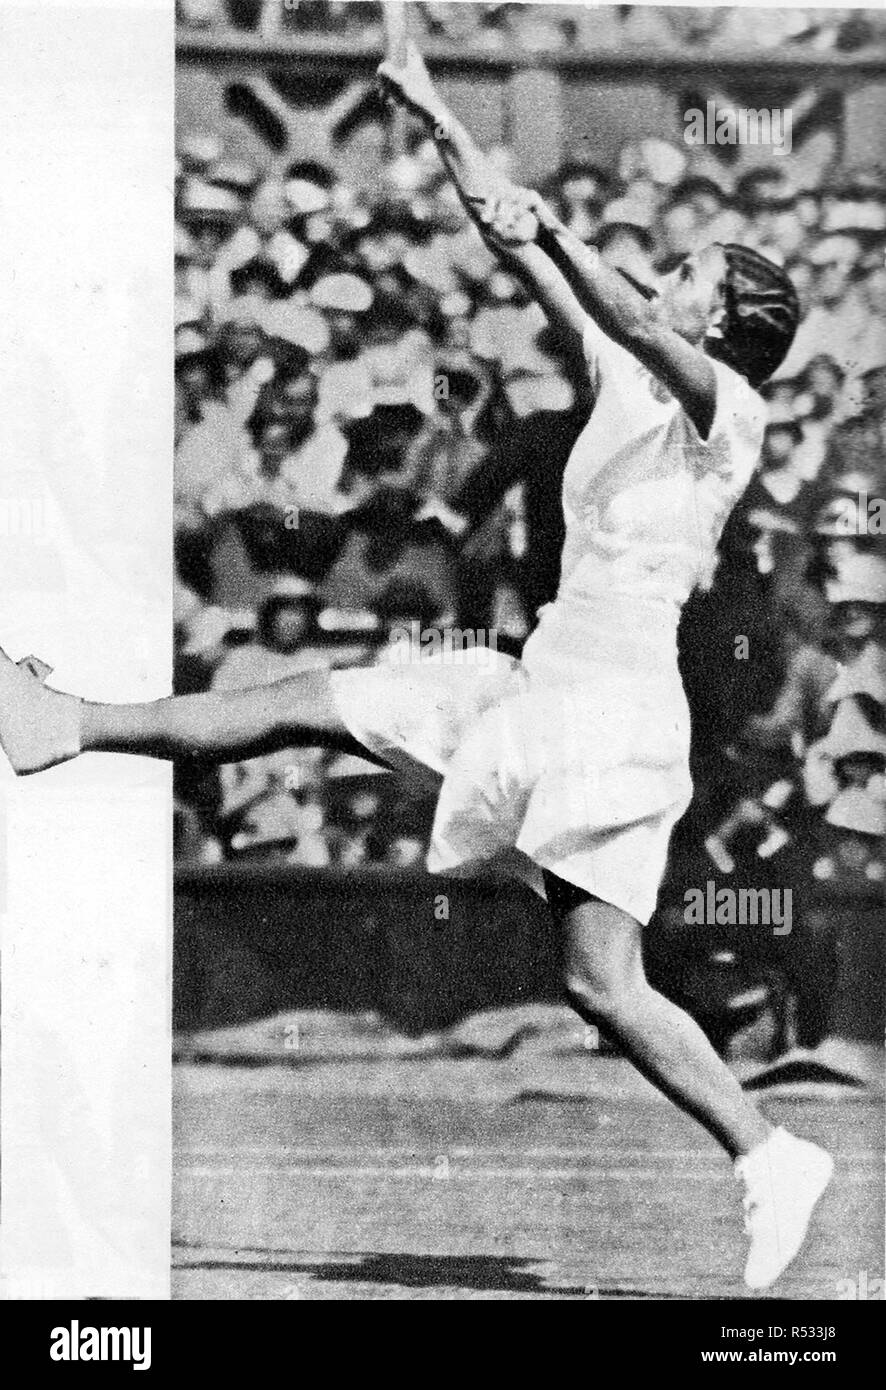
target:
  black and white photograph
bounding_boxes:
[1,0,885,1336]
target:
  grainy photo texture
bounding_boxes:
[3,2,885,1307]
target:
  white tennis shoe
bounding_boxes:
[0,644,81,775]
[736,1126,834,1290]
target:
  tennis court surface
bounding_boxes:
[173,1020,883,1301]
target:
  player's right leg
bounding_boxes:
[0,643,372,772]
[546,872,834,1290]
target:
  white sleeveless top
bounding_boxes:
[568,319,766,598]
[522,319,767,685]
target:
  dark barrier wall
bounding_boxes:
[174,864,561,1036]
[175,864,883,1042]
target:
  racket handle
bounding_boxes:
[383,1,409,66]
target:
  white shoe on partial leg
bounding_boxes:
[736,1126,833,1290]
[0,644,82,775]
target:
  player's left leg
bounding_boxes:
[545,872,833,1289]
[0,643,380,774]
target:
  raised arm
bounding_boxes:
[519,196,719,438]
[379,47,717,437]
[377,46,587,348]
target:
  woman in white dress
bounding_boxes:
[0,47,832,1290]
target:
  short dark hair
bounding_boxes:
[597,222,654,256]
[284,159,336,189]
[710,244,800,390]
[258,592,317,647]
[666,175,727,210]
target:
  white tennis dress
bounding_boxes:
[330,321,767,923]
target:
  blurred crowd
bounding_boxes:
[178,1,886,57]
[173,46,885,935]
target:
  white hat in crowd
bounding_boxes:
[827,641,886,706]
[818,697,886,761]
[270,574,315,599]
[825,551,886,605]
[310,273,374,313]
[180,178,243,220]
[825,785,886,836]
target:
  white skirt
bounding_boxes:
[329,595,694,924]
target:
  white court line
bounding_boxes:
[178,1146,712,1158]
[177,1166,683,1181]
[176,1164,876,1182]
[176,1145,883,1161]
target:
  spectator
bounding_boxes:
[202,353,350,516]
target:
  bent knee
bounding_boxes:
[564,971,645,1028]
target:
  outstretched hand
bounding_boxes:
[472,186,559,249]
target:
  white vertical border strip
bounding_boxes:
[0,0,173,1299]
